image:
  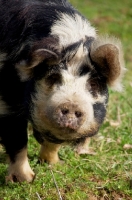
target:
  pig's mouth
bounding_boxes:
[42,118,99,141]
[46,125,98,143]
[33,116,99,143]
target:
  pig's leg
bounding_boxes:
[39,140,61,164]
[0,115,35,182]
[75,137,96,155]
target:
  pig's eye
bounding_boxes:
[46,73,62,86]
[90,80,99,89]
[79,65,90,76]
[88,79,99,95]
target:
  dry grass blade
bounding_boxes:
[123,144,132,150]
[49,166,63,200]
[36,192,42,200]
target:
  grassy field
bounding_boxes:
[0,0,132,199]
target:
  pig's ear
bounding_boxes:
[90,36,126,91]
[15,37,60,81]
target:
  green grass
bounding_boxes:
[0,0,132,199]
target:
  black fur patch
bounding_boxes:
[0,115,28,162]
[79,65,91,76]
[93,103,106,124]
[62,40,82,62]
[33,129,64,144]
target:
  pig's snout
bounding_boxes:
[55,103,85,130]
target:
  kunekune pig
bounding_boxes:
[0,0,125,183]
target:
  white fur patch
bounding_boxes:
[15,60,32,81]
[51,13,96,47]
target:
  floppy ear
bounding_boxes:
[15,37,60,81]
[90,36,126,91]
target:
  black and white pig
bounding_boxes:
[0,0,125,182]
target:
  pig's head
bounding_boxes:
[16,35,125,142]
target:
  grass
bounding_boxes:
[0,0,132,199]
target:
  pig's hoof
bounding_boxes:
[75,147,96,155]
[6,152,35,183]
[39,151,60,164]
[39,157,60,165]
[5,171,35,183]
[39,157,64,166]
[58,159,65,165]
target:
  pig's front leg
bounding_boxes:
[1,116,35,183]
[6,148,35,183]
[39,140,61,164]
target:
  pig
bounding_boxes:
[0,0,125,183]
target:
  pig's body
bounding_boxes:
[0,0,125,182]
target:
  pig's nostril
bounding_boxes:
[75,111,82,118]
[61,108,69,115]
